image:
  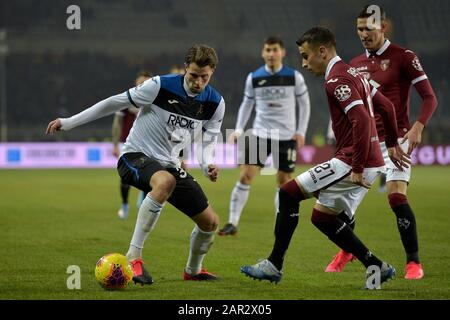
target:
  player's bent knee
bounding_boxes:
[388,193,408,208]
[280,179,305,202]
[277,180,305,218]
[239,165,258,184]
[197,220,218,233]
[278,188,299,215]
[207,214,220,232]
[194,210,219,232]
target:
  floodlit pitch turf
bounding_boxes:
[1,166,449,300]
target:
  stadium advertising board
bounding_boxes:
[0,143,449,168]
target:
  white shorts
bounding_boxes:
[297,158,384,218]
[380,139,411,182]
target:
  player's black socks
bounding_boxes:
[311,209,383,268]
[337,211,355,230]
[380,174,387,188]
[268,180,304,271]
[388,193,420,263]
[120,181,131,204]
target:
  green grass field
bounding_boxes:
[1,166,449,300]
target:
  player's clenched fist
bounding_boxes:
[207,164,219,182]
[227,131,241,144]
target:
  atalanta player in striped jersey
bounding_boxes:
[219,36,311,236]
[47,45,225,285]
[325,5,438,280]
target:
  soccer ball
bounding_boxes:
[95,253,133,290]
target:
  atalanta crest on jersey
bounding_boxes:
[412,57,423,71]
[380,59,390,71]
[196,104,204,116]
[334,84,352,102]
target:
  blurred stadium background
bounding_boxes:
[0,0,448,144]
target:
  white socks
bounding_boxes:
[229,181,250,226]
[126,194,164,261]
[185,225,215,275]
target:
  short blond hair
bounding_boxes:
[185,44,218,69]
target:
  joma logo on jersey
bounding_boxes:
[167,114,199,129]
[258,79,267,86]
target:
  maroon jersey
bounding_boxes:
[350,40,428,139]
[325,56,384,173]
[118,108,138,142]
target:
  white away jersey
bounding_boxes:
[123,74,225,168]
[238,65,309,140]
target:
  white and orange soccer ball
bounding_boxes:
[95,253,133,290]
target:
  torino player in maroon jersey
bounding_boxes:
[112,70,151,219]
[241,26,409,289]
[325,6,437,280]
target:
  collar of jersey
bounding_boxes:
[182,76,200,98]
[264,64,284,75]
[365,39,391,58]
[324,56,342,79]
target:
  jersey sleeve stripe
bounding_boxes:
[126,90,139,108]
[344,100,363,114]
[295,89,308,97]
[370,87,378,98]
[244,94,255,99]
[411,74,428,85]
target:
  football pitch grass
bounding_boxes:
[1,166,449,300]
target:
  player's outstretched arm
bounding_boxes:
[45,93,133,135]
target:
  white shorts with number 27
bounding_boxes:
[297,158,384,218]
